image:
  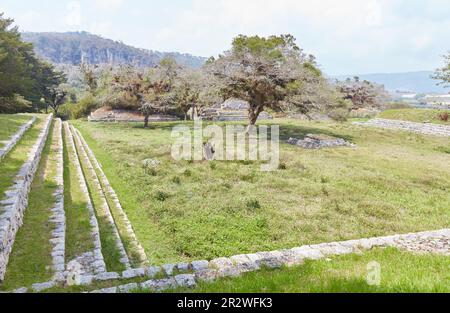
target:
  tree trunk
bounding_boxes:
[191,104,196,121]
[144,115,149,128]
[248,105,264,126]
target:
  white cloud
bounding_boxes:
[94,0,124,10]
[65,1,82,26]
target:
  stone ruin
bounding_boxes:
[201,98,273,121]
[287,134,355,149]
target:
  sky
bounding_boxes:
[1,0,449,75]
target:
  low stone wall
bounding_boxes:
[63,122,106,276]
[11,228,448,293]
[89,228,450,293]
[70,125,131,270]
[0,114,53,281]
[73,127,148,267]
[49,119,66,281]
[287,134,355,149]
[355,118,450,137]
[0,116,36,161]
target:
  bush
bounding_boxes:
[0,94,32,113]
[438,112,449,122]
[384,102,411,110]
[246,199,261,210]
[328,108,349,122]
[155,191,169,202]
[58,94,98,120]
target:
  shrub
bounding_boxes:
[384,102,411,110]
[58,94,98,120]
[155,191,169,202]
[328,108,349,122]
[438,112,449,122]
[183,169,192,177]
[171,176,181,184]
[246,199,261,210]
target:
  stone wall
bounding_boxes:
[355,118,450,137]
[63,122,106,275]
[88,107,178,123]
[0,116,36,161]
[73,127,148,267]
[70,125,131,270]
[0,114,53,281]
[49,119,66,281]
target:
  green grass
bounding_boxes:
[72,119,450,265]
[0,116,46,204]
[379,109,450,125]
[0,120,55,291]
[0,114,32,145]
[71,128,125,272]
[62,125,95,261]
[168,248,450,293]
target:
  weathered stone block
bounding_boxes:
[174,274,196,288]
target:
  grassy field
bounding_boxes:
[0,114,32,145]
[379,109,450,125]
[72,119,450,265]
[0,116,46,204]
[168,248,450,293]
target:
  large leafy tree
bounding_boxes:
[107,60,180,128]
[172,67,221,120]
[336,77,389,111]
[433,52,450,88]
[0,13,65,113]
[207,34,337,126]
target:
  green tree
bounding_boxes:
[336,78,389,111]
[208,34,337,126]
[433,52,450,88]
[0,13,66,113]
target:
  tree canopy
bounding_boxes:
[0,13,65,113]
[206,34,341,125]
[433,52,450,88]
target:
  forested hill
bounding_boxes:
[21,31,207,68]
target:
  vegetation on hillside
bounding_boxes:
[21,31,206,68]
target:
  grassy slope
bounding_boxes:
[62,125,95,261]
[0,114,32,145]
[379,109,450,125]
[72,119,450,264]
[71,129,125,272]
[0,120,55,291]
[0,116,45,203]
[169,248,450,293]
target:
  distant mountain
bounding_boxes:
[21,31,207,68]
[332,71,448,94]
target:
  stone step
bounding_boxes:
[69,125,131,270]
[62,122,107,276]
[72,126,148,267]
